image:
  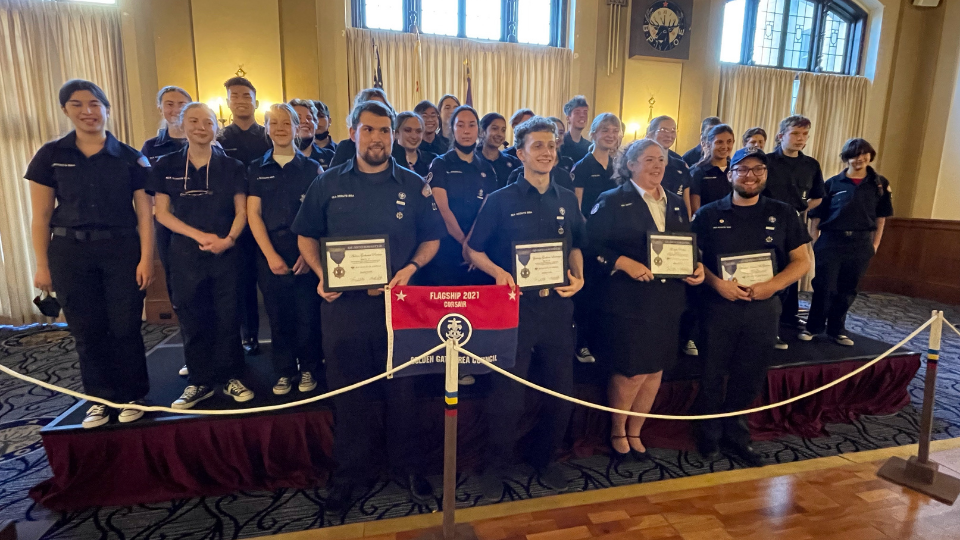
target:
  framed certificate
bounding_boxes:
[320,235,392,292]
[718,250,776,288]
[512,239,568,290]
[648,232,697,278]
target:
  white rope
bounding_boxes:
[457,315,937,421]
[944,317,960,342]
[0,342,446,415]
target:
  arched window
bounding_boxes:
[354,0,565,47]
[720,0,866,74]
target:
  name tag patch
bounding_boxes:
[52,163,76,167]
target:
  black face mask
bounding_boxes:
[315,131,329,142]
[33,292,61,318]
[454,141,477,154]
[298,136,315,151]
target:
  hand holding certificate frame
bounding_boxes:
[719,250,776,288]
[320,235,392,292]
[648,232,697,278]
[513,240,568,290]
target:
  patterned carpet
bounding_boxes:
[1,292,959,539]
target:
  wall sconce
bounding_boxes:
[207,96,229,128]
[627,122,641,141]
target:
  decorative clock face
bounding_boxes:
[643,1,686,52]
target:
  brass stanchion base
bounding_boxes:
[877,456,960,505]
[414,523,479,540]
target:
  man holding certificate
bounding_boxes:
[291,100,444,512]
[465,116,585,500]
[690,147,810,467]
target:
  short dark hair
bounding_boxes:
[479,112,505,132]
[437,94,460,110]
[563,95,589,117]
[413,100,440,117]
[223,76,256,95]
[695,124,735,169]
[395,111,423,131]
[312,100,330,118]
[350,100,396,129]
[743,127,767,144]
[59,79,110,109]
[840,138,876,162]
[514,116,557,150]
[700,116,722,136]
[449,105,480,133]
[778,115,811,135]
[354,88,392,111]
[510,108,535,128]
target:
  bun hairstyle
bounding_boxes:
[645,115,674,139]
[614,138,664,185]
[694,124,734,169]
[448,105,481,150]
[178,102,219,132]
[394,111,424,131]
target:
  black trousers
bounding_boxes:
[237,230,260,343]
[323,293,424,483]
[694,294,780,446]
[48,234,148,403]
[806,234,874,336]
[169,236,245,387]
[256,231,322,379]
[779,282,800,325]
[154,218,174,306]
[484,294,575,471]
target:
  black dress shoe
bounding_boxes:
[478,471,504,501]
[538,463,571,493]
[408,474,434,504]
[323,480,355,514]
[723,440,764,468]
[697,439,720,461]
[609,435,630,460]
[627,436,651,461]
[242,339,260,356]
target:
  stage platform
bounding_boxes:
[31,328,920,510]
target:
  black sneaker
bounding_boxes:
[478,471,504,501]
[697,439,720,461]
[774,337,789,350]
[242,339,260,356]
[118,400,145,423]
[171,385,214,409]
[82,404,110,428]
[576,347,596,363]
[723,440,764,468]
[408,474,434,504]
[539,463,571,492]
[797,330,814,341]
[223,379,255,402]
[324,480,355,514]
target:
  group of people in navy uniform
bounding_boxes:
[27,77,892,512]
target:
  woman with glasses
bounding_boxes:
[391,111,436,178]
[415,100,448,156]
[646,116,692,213]
[150,102,255,409]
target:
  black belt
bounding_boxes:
[823,230,872,238]
[51,227,137,241]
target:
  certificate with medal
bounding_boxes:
[512,240,568,290]
[648,232,697,278]
[320,235,392,292]
[718,250,776,287]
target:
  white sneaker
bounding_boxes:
[797,330,814,341]
[172,385,214,409]
[273,377,292,395]
[576,347,596,363]
[82,404,110,429]
[224,379,255,402]
[834,334,855,347]
[683,340,699,356]
[178,365,189,376]
[118,400,145,423]
[458,375,476,386]
[299,371,317,392]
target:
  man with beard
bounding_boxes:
[690,147,810,467]
[292,100,444,512]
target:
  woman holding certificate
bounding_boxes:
[586,139,704,459]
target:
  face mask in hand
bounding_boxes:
[33,292,61,318]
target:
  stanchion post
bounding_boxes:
[877,310,960,505]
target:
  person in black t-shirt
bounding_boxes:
[27,79,154,429]
[561,95,591,165]
[573,112,621,215]
[689,124,734,214]
[476,112,522,189]
[312,100,337,152]
[150,103,255,410]
[414,100,448,155]
[330,88,394,168]
[290,98,335,170]
[391,111,436,178]
[800,138,893,346]
[682,116,721,167]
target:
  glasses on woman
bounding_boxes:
[656,128,677,135]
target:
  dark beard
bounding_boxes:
[361,147,389,167]
[733,183,763,199]
[298,136,314,151]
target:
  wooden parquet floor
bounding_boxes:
[265,440,960,540]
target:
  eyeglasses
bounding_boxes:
[732,165,767,176]
[656,128,677,135]
[182,157,213,197]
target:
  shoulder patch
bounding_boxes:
[425,172,433,184]
[137,155,151,168]
[422,183,433,197]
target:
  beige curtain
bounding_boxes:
[346,28,572,136]
[717,63,795,153]
[794,71,868,177]
[0,0,132,323]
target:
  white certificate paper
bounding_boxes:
[322,237,390,291]
[514,241,567,289]
[719,251,775,287]
[648,233,696,277]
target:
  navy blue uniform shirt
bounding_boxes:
[141,128,187,164]
[662,154,692,198]
[329,138,356,168]
[217,123,271,166]
[809,166,893,232]
[764,148,825,213]
[507,165,574,192]
[419,133,449,156]
[692,194,810,280]
[476,148,521,190]
[247,150,321,232]
[304,142,336,170]
[428,150,498,234]
[146,147,247,238]
[291,157,445,275]
[572,153,615,215]
[314,132,338,153]
[682,145,702,168]
[25,131,148,230]
[560,132,591,165]
[690,163,731,207]
[392,142,436,178]
[467,176,586,276]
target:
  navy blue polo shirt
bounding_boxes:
[560,132,591,165]
[429,150,499,234]
[247,150,321,232]
[682,145,702,168]
[291,157,445,275]
[141,128,187,164]
[572,153,615,215]
[661,154,692,197]
[25,131,148,230]
[329,138,356,168]
[476,149,521,190]
[392,142,436,178]
[304,142,336,170]
[419,133,449,156]
[810,166,893,233]
[467,176,586,276]
[692,194,810,281]
[764,148,825,213]
[690,163,731,206]
[315,132,338,153]
[146,147,247,238]
[506,165,574,192]
[217,123,271,166]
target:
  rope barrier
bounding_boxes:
[0,342,446,416]
[458,315,938,421]
[944,317,960,341]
